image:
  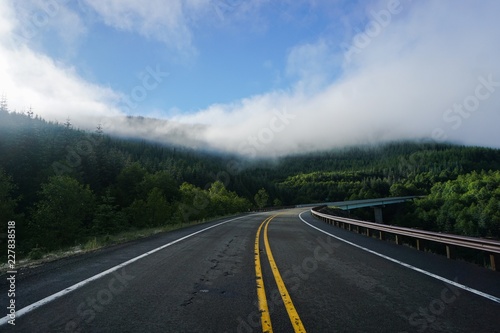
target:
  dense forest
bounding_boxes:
[1,106,500,259]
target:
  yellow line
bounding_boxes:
[264,215,307,333]
[255,216,273,333]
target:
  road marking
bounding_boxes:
[0,215,252,326]
[299,211,500,304]
[255,217,273,333]
[263,215,307,333]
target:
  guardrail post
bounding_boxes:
[379,231,383,240]
[416,239,420,251]
[395,234,401,245]
[490,253,499,271]
[348,224,351,231]
[446,245,454,259]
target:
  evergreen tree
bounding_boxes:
[0,169,19,223]
[30,176,96,250]
[92,190,127,234]
[254,188,269,209]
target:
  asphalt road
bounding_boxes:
[1,209,499,332]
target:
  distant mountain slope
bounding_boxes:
[1,108,500,256]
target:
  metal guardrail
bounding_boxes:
[311,207,500,271]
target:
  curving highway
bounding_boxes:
[1,209,500,332]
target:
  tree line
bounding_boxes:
[1,105,500,259]
[0,108,268,256]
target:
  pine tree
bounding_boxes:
[64,117,72,129]
[96,123,103,135]
[0,94,8,111]
[27,106,34,119]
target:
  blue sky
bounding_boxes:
[54,0,352,114]
[1,0,500,156]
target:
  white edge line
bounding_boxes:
[0,215,250,326]
[299,211,500,305]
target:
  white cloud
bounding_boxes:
[9,0,87,51]
[170,0,500,156]
[80,0,274,53]
[286,39,340,93]
[0,0,122,128]
[1,0,499,158]
[82,0,210,54]
[0,43,123,126]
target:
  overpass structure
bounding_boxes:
[296,195,425,223]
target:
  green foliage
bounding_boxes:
[2,108,500,256]
[140,170,180,202]
[0,169,19,224]
[30,176,96,250]
[92,190,127,234]
[178,181,250,222]
[414,171,500,237]
[28,247,44,260]
[0,169,23,259]
[254,188,269,209]
[389,183,422,197]
[208,181,251,215]
[115,162,147,207]
[178,182,210,222]
[84,237,99,251]
[130,187,173,228]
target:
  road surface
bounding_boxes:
[1,209,499,332]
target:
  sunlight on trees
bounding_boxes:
[254,188,269,209]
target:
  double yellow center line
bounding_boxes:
[254,215,307,333]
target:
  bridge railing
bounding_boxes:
[310,206,500,271]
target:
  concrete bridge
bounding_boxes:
[296,196,425,223]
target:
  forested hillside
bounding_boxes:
[275,143,500,203]
[1,107,499,259]
[0,109,261,256]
